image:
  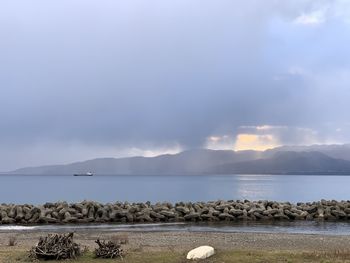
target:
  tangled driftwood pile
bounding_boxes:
[29,233,81,260]
[95,239,124,259]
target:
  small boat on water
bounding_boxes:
[73,172,93,176]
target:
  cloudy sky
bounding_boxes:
[1,0,350,170]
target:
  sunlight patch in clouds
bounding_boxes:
[234,134,280,151]
[205,123,346,153]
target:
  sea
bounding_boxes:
[0,174,349,204]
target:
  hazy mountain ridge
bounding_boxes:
[10,149,262,175]
[8,144,350,175]
[211,151,350,175]
[265,144,350,161]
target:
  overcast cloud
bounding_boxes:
[1,0,350,170]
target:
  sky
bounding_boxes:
[1,0,350,171]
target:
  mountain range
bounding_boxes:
[8,144,350,175]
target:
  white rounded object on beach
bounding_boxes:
[186,245,215,260]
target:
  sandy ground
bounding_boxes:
[1,230,350,253]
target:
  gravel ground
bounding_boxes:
[1,230,350,252]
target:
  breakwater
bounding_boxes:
[1,200,350,224]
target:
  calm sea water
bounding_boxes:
[0,174,349,204]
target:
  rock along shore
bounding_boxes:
[1,200,350,225]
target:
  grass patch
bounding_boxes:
[3,249,350,262]
[7,236,17,247]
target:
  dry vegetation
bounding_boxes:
[7,236,17,247]
[2,248,350,263]
[111,233,129,245]
[29,233,80,260]
[94,239,124,258]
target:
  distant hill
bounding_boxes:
[265,144,350,161]
[10,149,262,175]
[9,145,350,175]
[210,151,350,175]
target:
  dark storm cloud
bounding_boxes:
[1,0,350,170]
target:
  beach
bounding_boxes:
[2,230,350,262]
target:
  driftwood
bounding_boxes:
[29,232,80,260]
[95,239,124,259]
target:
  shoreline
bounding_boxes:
[2,231,350,262]
[2,230,350,260]
[3,230,350,251]
[2,220,350,236]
